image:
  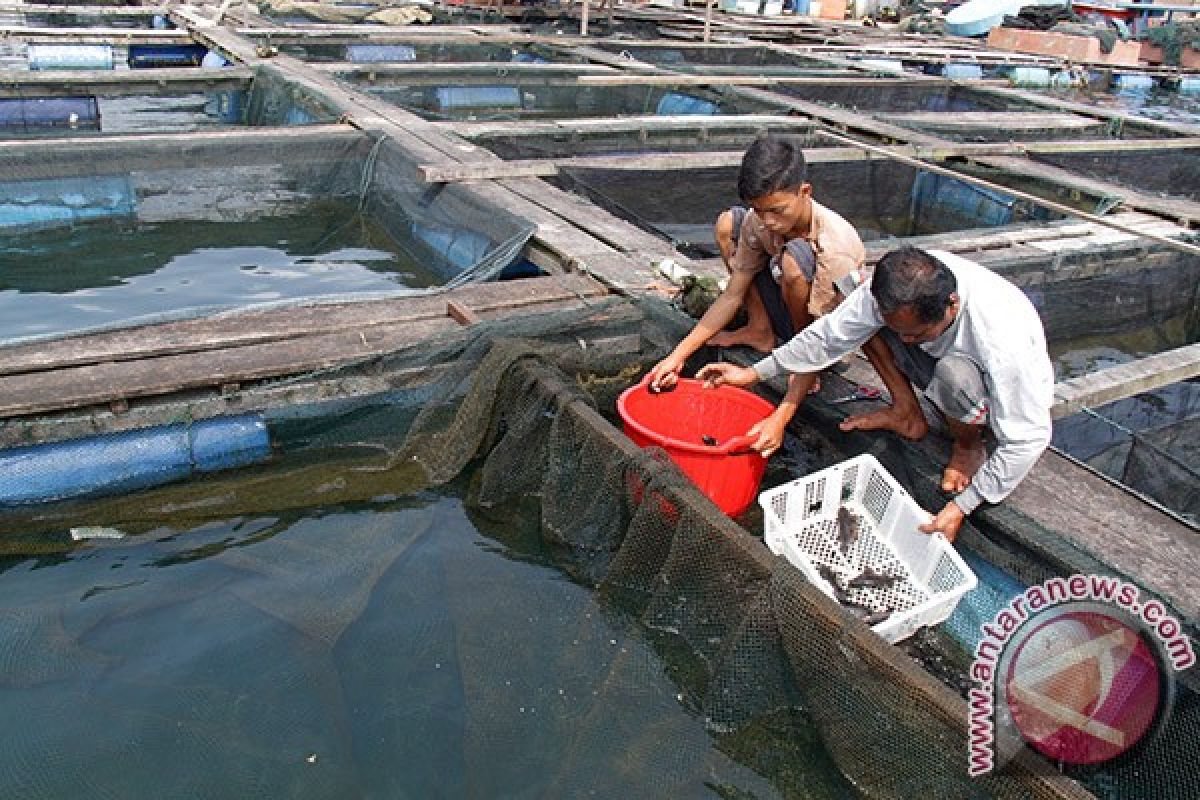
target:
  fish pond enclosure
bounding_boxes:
[0,1,1198,798]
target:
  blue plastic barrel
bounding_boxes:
[206,90,245,123]
[911,172,1016,227]
[413,223,491,270]
[0,175,134,230]
[0,96,100,132]
[655,92,719,115]
[943,63,983,81]
[127,44,208,69]
[346,44,417,63]
[1009,66,1051,87]
[511,52,548,64]
[433,86,521,110]
[1114,73,1154,91]
[0,415,270,506]
[28,44,114,71]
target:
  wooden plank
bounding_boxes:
[446,300,481,326]
[0,286,613,419]
[1052,344,1200,419]
[0,67,254,99]
[575,74,949,87]
[313,62,617,76]
[888,111,1105,132]
[0,274,606,377]
[442,113,812,139]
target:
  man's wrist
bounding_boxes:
[953,486,983,516]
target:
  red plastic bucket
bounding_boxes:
[617,377,774,517]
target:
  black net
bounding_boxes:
[382,300,1092,800]
[1053,379,1200,525]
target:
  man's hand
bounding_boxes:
[647,354,686,392]
[919,501,966,543]
[747,410,787,458]
[696,362,759,389]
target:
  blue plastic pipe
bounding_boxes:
[0,415,271,506]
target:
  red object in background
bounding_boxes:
[618,377,774,517]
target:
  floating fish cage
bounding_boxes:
[340,70,777,121]
[778,82,1189,142]
[0,307,1193,800]
[470,119,820,160]
[1030,147,1200,202]
[593,42,848,75]
[550,160,1060,256]
[0,71,337,138]
[1053,378,1200,525]
[268,38,572,65]
[0,132,535,342]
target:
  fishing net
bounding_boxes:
[1053,379,1200,526]
[2,295,1197,796]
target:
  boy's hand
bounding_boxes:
[648,354,685,392]
[696,363,759,389]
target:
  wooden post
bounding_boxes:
[704,0,714,43]
[581,0,590,37]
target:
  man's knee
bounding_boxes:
[927,354,990,426]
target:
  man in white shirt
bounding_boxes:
[697,246,1054,541]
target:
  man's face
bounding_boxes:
[749,184,812,237]
[883,295,958,345]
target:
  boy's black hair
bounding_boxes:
[737,135,808,204]
[871,247,958,324]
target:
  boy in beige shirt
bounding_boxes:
[650,135,924,456]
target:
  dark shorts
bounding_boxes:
[752,239,818,344]
[880,330,990,425]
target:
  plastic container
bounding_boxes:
[346,44,417,63]
[433,86,521,110]
[0,96,100,132]
[618,377,773,517]
[1008,66,1051,87]
[759,454,978,643]
[127,44,208,69]
[28,44,114,71]
[655,92,719,116]
[942,63,983,81]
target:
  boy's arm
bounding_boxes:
[649,268,757,390]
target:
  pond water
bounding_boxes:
[0,459,849,798]
[0,203,438,342]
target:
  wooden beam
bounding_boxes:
[313,62,617,76]
[442,113,812,139]
[1052,344,1200,419]
[0,67,254,99]
[575,74,967,87]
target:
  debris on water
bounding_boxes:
[836,505,859,555]
[847,566,900,590]
[69,526,125,541]
[701,434,718,446]
[305,753,317,764]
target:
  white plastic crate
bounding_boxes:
[759,454,977,644]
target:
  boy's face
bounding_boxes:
[750,183,812,238]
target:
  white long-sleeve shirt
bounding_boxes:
[752,250,1054,515]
